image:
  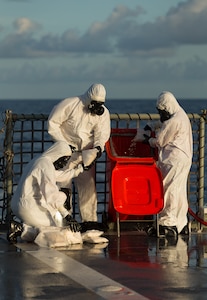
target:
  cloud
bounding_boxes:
[117,0,207,54]
[1,0,207,97]
[14,18,41,34]
[1,55,207,84]
[0,18,43,58]
[1,1,207,59]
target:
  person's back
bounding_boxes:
[11,142,73,228]
[11,155,40,217]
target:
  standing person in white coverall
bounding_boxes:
[8,141,84,244]
[47,83,111,232]
[144,91,193,238]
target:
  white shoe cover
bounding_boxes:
[65,229,83,245]
[81,230,109,244]
[34,227,83,248]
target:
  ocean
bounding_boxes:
[0,98,206,115]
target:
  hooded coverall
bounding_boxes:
[11,141,83,241]
[47,83,111,222]
[149,91,193,233]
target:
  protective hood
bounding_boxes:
[42,141,71,163]
[81,83,106,107]
[156,91,181,115]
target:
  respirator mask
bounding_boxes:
[88,100,104,116]
[157,108,171,123]
[53,156,70,170]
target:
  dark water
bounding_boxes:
[0,98,206,115]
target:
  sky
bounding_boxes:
[1,0,207,100]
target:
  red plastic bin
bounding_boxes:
[106,128,164,223]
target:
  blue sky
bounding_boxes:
[1,0,207,99]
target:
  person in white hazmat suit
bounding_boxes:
[142,91,193,237]
[47,83,111,232]
[8,141,84,245]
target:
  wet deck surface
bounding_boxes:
[1,230,207,300]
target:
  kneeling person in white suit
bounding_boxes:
[8,141,83,244]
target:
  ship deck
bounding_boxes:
[1,228,207,300]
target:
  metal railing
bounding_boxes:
[0,110,207,229]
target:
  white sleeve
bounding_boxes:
[47,98,71,142]
[147,120,162,131]
[149,137,158,148]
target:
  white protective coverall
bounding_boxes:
[11,141,84,245]
[47,83,111,222]
[148,91,193,233]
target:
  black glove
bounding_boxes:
[95,146,102,159]
[60,188,71,198]
[83,162,94,171]
[143,134,150,144]
[63,215,81,232]
[60,188,71,210]
[69,145,76,153]
[144,125,152,131]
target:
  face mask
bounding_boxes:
[157,108,171,123]
[53,156,70,170]
[88,101,104,116]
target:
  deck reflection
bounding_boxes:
[1,231,207,299]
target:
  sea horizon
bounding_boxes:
[0,98,206,115]
[1,97,207,101]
